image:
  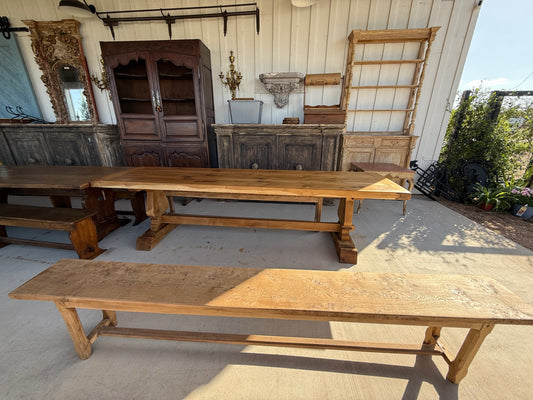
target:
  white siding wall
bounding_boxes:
[2,0,481,167]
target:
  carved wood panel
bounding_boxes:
[124,143,165,167]
[165,145,206,168]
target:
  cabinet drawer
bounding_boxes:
[163,120,201,141]
[122,118,159,140]
[380,138,411,147]
[344,137,375,147]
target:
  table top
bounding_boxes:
[0,166,130,190]
[351,162,415,174]
[92,167,411,200]
[10,259,533,328]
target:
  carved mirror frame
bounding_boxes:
[23,19,98,124]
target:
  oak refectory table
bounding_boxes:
[0,166,146,239]
[91,167,411,264]
[9,259,533,384]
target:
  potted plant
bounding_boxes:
[471,183,514,211]
[510,187,533,219]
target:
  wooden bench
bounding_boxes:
[9,259,533,384]
[350,162,415,215]
[0,204,105,259]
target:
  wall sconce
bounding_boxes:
[58,0,96,18]
[90,58,110,97]
[219,51,243,100]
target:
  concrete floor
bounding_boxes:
[1,195,532,400]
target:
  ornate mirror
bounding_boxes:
[23,19,98,123]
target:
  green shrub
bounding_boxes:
[439,89,533,200]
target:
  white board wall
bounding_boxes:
[2,0,481,168]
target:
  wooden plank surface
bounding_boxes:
[0,166,130,190]
[91,167,411,200]
[9,259,533,328]
[0,204,96,230]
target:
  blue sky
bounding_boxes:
[459,0,533,92]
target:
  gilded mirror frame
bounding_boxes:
[23,19,98,124]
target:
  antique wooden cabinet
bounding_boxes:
[339,133,418,170]
[214,124,342,171]
[0,124,123,166]
[101,40,216,167]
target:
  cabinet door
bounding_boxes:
[340,148,374,171]
[374,148,409,166]
[233,135,276,169]
[154,54,203,142]
[278,135,321,171]
[105,51,160,141]
[46,131,96,166]
[165,144,207,167]
[124,143,165,166]
[3,130,51,165]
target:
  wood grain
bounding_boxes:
[9,259,533,328]
[91,167,411,200]
[0,166,130,190]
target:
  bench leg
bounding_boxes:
[103,310,117,326]
[423,326,442,345]
[54,301,92,360]
[446,324,494,384]
[69,218,105,260]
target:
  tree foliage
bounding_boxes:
[439,88,533,200]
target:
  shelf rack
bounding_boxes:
[342,27,440,134]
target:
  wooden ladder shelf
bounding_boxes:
[342,27,439,135]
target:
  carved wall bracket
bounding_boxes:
[259,72,304,108]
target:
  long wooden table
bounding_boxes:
[92,167,411,264]
[9,259,533,384]
[0,166,146,239]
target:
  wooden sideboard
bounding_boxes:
[0,124,124,167]
[214,124,343,171]
[339,132,418,170]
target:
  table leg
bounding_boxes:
[314,199,323,222]
[137,190,175,251]
[50,195,72,208]
[331,198,357,264]
[0,189,7,203]
[446,324,494,384]
[128,191,148,225]
[54,301,92,360]
[83,188,129,240]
